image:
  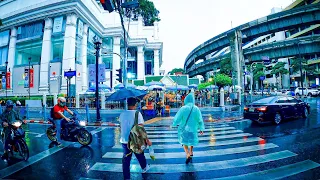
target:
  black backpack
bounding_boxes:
[50,107,55,119]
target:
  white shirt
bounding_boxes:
[119,110,144,144]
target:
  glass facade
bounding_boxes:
[144,51,154,75]
[102,37,113,69]
[0,30,10,65]
[15,40,42,66]
[17,21,44,40]
[87,29,97,65]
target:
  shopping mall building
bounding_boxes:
[0,0,163,96]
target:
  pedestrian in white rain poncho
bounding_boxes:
[172,93,205,164]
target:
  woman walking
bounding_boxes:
[172,93,205,164]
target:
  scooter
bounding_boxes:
[46,114,92,146]
[1,121,29,161]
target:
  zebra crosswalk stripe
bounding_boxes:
[102,143,278,159]
[147,129,243,138]
[146,127,236,134]
[149,133,252,142]
[90,151,296,173]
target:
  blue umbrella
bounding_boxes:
[114,83,136,90]
[206,85,218,90]
[166,85,189,91]
[107,88,147,101]
[188,84,198,89]
[145,81,164,87]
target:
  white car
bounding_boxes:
[295,87,318,97]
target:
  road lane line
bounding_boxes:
[111,137,263,150]
[146,127,236,134]
[214,160,320,180]
[0,127,107,179]
[90,150,296,173]
[147,130,243,138]
[149,133,252,143]
[102,143,278,159]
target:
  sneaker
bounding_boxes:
[142,164,151,173]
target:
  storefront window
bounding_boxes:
[51,37,64,63]
[145,61,152,75]
[102,37,113,69]
[17,21,44,40]
[15,40,42,66]
[0,30,10,65]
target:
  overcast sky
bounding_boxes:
[151,0,294,72]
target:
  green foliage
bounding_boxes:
[252,63,265,81]
[290,58,316,75]
[212,73,232,88]
[219,57,232,76]
[270,62,289,77]
[168,68,184,75]
[254,71,265,81]
[198,82,212,90]
[132,0,160,26]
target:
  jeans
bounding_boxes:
[122,143,147,180]
[54,119,62,142]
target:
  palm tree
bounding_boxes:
[270,62,289,89]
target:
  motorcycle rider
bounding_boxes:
[52,97,74,145]
[0,100,22,160]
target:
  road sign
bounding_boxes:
[260,76,266,80]
[262,56,271,65]
[64,70,76,78]
[88,64,106,83]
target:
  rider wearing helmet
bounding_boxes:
[52,97,74,145]
[0,100,21,160]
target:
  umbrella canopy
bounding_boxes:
[145,81,164,87]
[114,83,136,90]
[88,84,111,91]
[188,84,198,89]
[206,85,218,90]
[167,85,189,91]
[107,88,147,101]
[136,86,148,90]
[148,85,166,91]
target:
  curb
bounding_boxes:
[25,120,120,127]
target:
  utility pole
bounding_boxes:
[28,57,31,100]
[5,61,8,98]
[93,36,102,121]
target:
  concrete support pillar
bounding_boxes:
[138,15,143,36]
[228,30,244,90]
[154,21,159,40]
[238,88,241,105]
[112,36,121,88]
[220,88,225,107]
[81,24,89,91]
[154,49,160,76]
[42,93,47,106]
[61,13,77,92]
[101,92,106,110]
[76,93,80,108]
[39,18,53,93]
[7,27,17,91]
[53,93,58,105]
[137,46,145,80]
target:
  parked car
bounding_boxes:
[295,87,318,97]
[244,96,310,125]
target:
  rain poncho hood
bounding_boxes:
[172,93,204,146]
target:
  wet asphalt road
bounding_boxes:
[1,98,320,180]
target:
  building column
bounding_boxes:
[138,16,143,36]
[153,49,160,76]
[112,36,121,88]
[154,21,159,40]
[228,30,244,89]
[137,46,145,80]
[61,13,77,92]
[39,18,53,93]
[81,24,89,91]
[7,27,17,92]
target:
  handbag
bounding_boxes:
[180,106,194,141]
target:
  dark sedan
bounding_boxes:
[243,96,310,125]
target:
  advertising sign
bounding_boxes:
[29,68,34,88]
[6,71,10,89]
[24,68,29,88]
[53,16,64,33]
[1,76,5,89]
[88,64,106,83]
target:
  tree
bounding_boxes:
[270,62,289,89]
[198,82,212,90]
[212,73,232,89]
[290,58,316,75]
[132,0,160,26]
[252,63,265,81]
[219,57,232,76]
[168,68,184,75]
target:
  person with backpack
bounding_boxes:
[172,93,205,164]
[119,98,152,180]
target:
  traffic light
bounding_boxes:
[116,68,122,83]
[100,0,115,12]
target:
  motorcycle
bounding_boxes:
[46,114,92,146]
[1,121,29,161]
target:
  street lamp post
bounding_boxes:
[93,36,102,121]
[243,65,246,105]
[28,57,31,100]
[5,61,8,98]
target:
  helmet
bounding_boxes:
[58,97,66,107]
[6,100,14,108]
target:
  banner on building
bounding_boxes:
[53,16,64,33]
[6,72,10,89]
[29,68,34,88]
[24,68,34,88]
[88,64,106,83]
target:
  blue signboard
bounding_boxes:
[64,70,76,78]
[260,76,266,80]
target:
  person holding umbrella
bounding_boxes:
[172,93,205,164]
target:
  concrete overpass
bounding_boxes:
[184,3,320,81]
[187,35,320,77]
